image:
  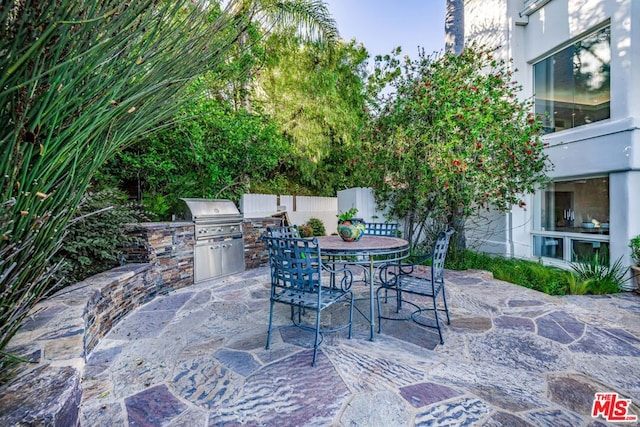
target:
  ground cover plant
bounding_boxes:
[446,250,627,296]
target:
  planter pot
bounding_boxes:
[337,218,366,242]
[632,265,640,294]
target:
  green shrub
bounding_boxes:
[50,189,148,291]
[446,250,571,296]
[570,253,628,294]
[304,218,326,236]
[451,250,628,296]
[630,235,640,264]
[299,225,314,238]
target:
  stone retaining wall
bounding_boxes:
[0,218,279,425]
[0,218,278,425]
[0,221,195,426]
[0,264,153,426]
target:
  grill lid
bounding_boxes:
[180,198,242,222]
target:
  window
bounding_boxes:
[532,177,610,264]
[534,26,610,133]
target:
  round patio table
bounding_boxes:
[316,235,410,341]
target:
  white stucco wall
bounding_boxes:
[337,187,389,223]
[464,0,639,275]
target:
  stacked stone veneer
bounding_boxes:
[0,223,187,424]
[243,217,282,269]
[120,222,194,293]
[0,218,280,425]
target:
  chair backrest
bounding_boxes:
[364,222,399,237]
[431,228,455,283]
[266,225,300,239]
[263,236,321,293]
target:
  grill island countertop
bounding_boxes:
[179,198,243,222]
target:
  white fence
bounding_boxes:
[240,194,338,235]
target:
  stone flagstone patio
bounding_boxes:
[73,266,640,426]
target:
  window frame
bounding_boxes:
[531,175,610,264]
[532,23,611,134]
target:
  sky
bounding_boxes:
[323,0,447,61]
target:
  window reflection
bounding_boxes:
[533,236,564,260]
[534,26,610,133]
[572,240,609,264]
[538,177,609,234]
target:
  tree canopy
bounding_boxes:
[365,45,552,247]
[254,34,370,194]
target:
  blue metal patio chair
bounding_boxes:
[266,225,301,238]
[364,222,400,237]
[376,228,455,344]
[351,222,400,285]
[263,235,355,366]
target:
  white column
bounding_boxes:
[610,171,640,290]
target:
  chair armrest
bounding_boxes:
[321,263,354,291]
[377,251,433,286]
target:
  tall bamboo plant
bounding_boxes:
[0,0,249,376]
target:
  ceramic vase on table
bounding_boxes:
[337,219,366,242]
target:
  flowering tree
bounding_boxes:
[366,44,552,248]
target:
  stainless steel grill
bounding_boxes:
[180,198,245,283]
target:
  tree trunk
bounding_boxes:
[239,30,252,113]
[445,0,465,55]
[450,211,467,251]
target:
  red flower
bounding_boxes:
[477,143,482,149]
[453,159,461,166]
[528,118,535,123]
[526,149,533,155]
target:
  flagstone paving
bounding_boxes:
[69,266,640,426]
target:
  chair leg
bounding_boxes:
[266,300,275,350]
[376,287,384,333]
[312,309,321,366]
[432,295,444,345]
[441,288,451,325]
[396,289,403,312]
[348,294,354,339]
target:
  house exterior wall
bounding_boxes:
[464,0,639,288]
